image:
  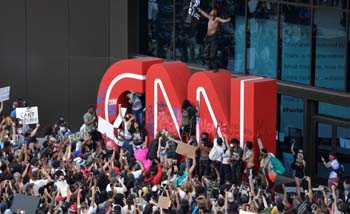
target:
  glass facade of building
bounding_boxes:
[140,0,350,182]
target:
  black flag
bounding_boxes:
[188,0,201,20]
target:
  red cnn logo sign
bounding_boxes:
[96,58,277,155]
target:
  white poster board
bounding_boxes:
[113,107,127,128]
[16,107,39,124]
[0,86,10,102]
[98,117,115,140]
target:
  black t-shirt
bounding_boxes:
[220,183,232,195]
[132,129,147,145]
[182,106,197,126]
[231,146,243,161]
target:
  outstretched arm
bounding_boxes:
[290,142,296,155]
[197,7,210,19]
[215,17,231,23]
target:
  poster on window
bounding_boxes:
[16,106,39,125]
[188,0,200,20]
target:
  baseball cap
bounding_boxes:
[69,204,78,212]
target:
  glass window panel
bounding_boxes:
[279,95,304,176]
[336,127,350,177]
[314,0,347,9]
[315,8,346,91]
[281,5,311,84]
[349,14,350,92]
[232,0,246,73]
[316,123,332,178]
[142,0,174,60]
[174,0,207,66]
[318,102,350,119]
[248,1,277,78]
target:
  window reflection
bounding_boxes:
[314,0,347,9]
[317,123,332,178]
[146,0,174,60]
[174,0,210,65]
[281,5,311,84]
[248,0,277,78]
[318,102,350,120]
[315,8,346,91]
[279,95,304,176]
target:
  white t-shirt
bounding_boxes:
[87,206,97,214]
[106,184,124,194]
[214,142,225,162]
[222,149,231,164]
[30,179,48,196]
[55,180,68,197]
[121,205,135,214]
[178,189,196,200]
[132,170,142,179]
[330,159,340,179]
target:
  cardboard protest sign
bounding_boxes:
[0,86,10,102]
[68,131,89,144]
[188,0,201,20]
[158,196,171,209]
[98,116,115,140]
[16,107,39,124]
[175,141,197,159]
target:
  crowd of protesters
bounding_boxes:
[0,94,349,214]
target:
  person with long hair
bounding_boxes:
[291,140,306,198]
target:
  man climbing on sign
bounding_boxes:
[197,6,231,71]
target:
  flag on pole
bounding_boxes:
[188,0,201,20]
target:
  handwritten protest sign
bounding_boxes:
[98,117,115,140]
[16,107,39,124]
[175,141,197,159]
[0,86,10,102]
[158,196,171,209]
[188,0,201,20]
[68,131,89,144]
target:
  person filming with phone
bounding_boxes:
[321,152,341,188]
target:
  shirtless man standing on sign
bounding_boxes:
[197,7,231,71]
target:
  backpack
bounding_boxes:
[269,153,285,175]
[334,163,345,176]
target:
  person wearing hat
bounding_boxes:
[69,203,78,213]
